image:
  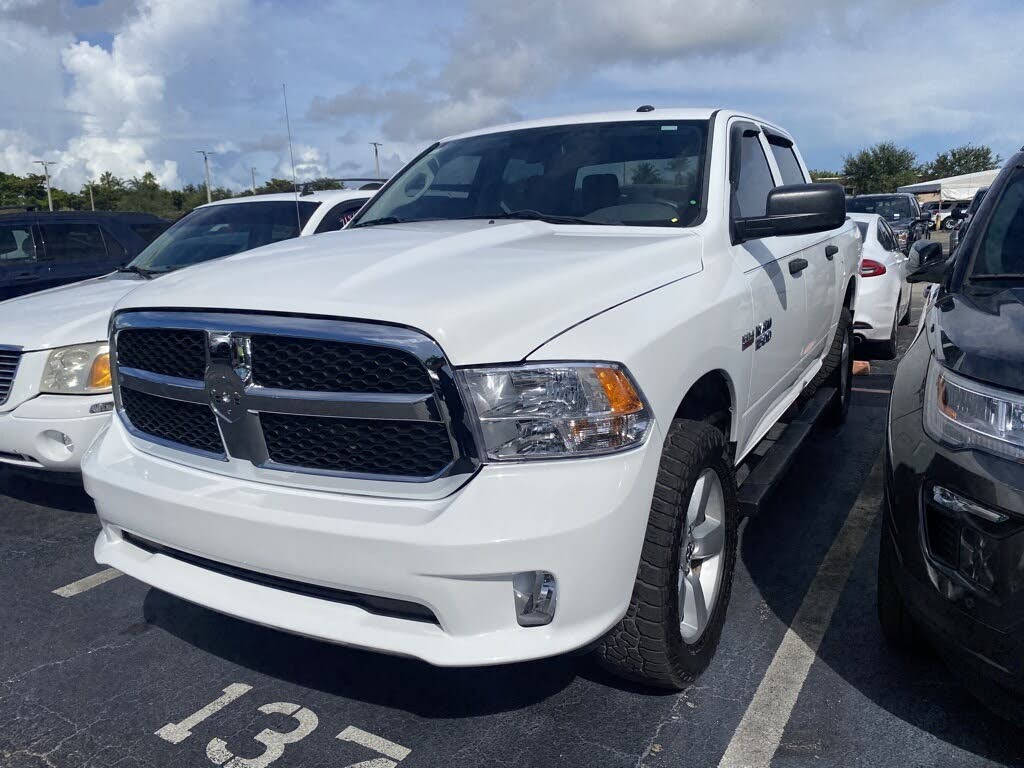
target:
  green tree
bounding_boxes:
[808,169,842,182]
[630,162,663,185]
[303,177,346,192]
[841,143,921,194]
[923,144,1002,179]
[256,177,298,194]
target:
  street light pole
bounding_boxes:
[370,142,383,180]
[87,181,95,211]
[34,160,56,211]
[250,167,258,195]
[195,150,216,204]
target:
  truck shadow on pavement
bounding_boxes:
[741,401,1024,765]
[140,587,605,718]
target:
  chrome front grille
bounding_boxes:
[111,311,479,484]
[0,346,21,406]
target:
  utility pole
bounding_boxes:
[195,150,215,204]
[34,160,56,211]
[250,167,258,195]
[87,180,95,211]
[370,142,383,180]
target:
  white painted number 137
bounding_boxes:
[156,684,411,768]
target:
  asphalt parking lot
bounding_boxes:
[3,274,1023,768]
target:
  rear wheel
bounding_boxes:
[941,216,955,231]
[595,419,738,689]
[899,290,912,325]
[878,303,899,360]
[803,308,853,425]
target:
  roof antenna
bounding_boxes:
[282,83,301,231]
[636,104,655,113]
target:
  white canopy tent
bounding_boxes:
[898,168,1001,201]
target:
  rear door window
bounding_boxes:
[767,138,806,186]
[314,199,369,234]
[39,223,108,263]
[0,225,39,263]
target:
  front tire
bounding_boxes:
[595,420,738,689]
[941,217,955,231]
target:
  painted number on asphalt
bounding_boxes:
[155,684,411,767]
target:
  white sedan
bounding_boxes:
[850,212,912,359]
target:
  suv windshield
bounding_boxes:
[128,200,319,273]
[354,120,709,228]
[969,175,1024,281]
[846,195,916,223]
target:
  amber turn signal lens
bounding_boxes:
[596,367,644,414]
[88,353,112,389]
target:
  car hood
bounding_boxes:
[931,287,1024,394]
[115,219,705,363]
[0,273,145,351]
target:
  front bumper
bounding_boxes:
[84,418,663,666]
[0,394,113,471]
[886,406,1024,693]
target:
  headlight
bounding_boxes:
[896,230,909,247]
[458,362,652,460]
[924,358,1024,462]
[40,343,111,394]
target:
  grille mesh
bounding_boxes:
[0,349,20,406]
[261,413,453,477]
[925,504,960,568]
[251,335,433,394]
[117,328,206,380]
[121,388,223,455]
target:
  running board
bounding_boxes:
[737,386,836,517]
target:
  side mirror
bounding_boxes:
[734,183,846,243]
[907,240,947,283]
[918,211,934,223]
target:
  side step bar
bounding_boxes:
[737,386,836,517]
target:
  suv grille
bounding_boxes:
[0,348,20,406]
[112,313,473,483]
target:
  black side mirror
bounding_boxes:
[734,183,846,243]
[918,211,934,222]
[907,240,947,283]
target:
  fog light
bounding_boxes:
[513,571,557,627]
[932,486,1008,523]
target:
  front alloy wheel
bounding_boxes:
[678,469,726,643]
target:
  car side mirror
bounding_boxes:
[918,211,934,223]
[733,183,846,243]
[907,240,947,283]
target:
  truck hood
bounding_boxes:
[115,219,704,363]
[0,273,144,351]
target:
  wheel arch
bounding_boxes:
[673,370,736,444]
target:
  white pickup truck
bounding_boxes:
[83,108,859,688]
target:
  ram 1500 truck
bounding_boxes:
[82,108,859,688]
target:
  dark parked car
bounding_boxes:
[0,210,169,300]
[880,149,1024,720]
[847,193,931,253]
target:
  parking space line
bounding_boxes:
[52,568,122,598]
[337,726,411,762]
[852,387,891,394]
[718,452,884,768]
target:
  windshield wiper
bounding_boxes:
[349,216,405,229]
[117,265,155,280]
[485,210,614,226]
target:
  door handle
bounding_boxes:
[789,258,809,275]
[825,245,838,260]
[12,272,35,282]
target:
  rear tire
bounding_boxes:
[595,419,738,689]
[899,291,912,325]
[802,308,853,425]
[878,305,899,360]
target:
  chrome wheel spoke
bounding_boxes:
[691,517,724,559]
[686,471,712,526]
[680,571,709,639]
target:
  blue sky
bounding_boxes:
[2,0,1022,191]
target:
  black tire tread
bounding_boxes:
[595,419,738,689]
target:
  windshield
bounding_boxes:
[846,195,916,223]
[129,200,319,273]
[968,175,1024,280]
[354,120,709,228]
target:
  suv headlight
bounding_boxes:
[896,230,909,248]
[458,362,652,460]
[924,358,1024,462]
[40,343,111,394]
